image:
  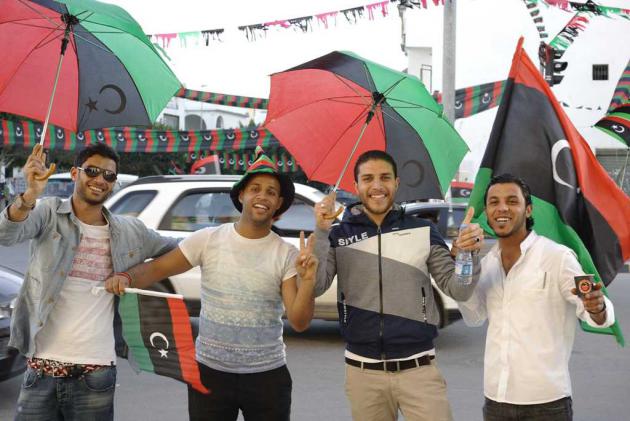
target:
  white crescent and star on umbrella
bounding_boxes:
[150,332,170,358]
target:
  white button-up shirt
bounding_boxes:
[459,231,614,404]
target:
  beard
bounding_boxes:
[76,185,111,206]
[489,212,528,238]
[359,192,395,217]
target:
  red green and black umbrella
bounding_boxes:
[0,0,181,139]
[264,51,469,202]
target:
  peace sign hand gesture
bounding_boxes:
[296,231,318,281]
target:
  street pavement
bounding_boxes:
[1,242,629,420]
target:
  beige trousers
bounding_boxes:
[345,361,453,421]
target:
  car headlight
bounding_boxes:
[0,297,16,320]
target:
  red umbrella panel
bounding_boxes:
[265,51,469,202]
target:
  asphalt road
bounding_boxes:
[1,242,629,420]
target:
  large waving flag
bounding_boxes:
[469,38,630,345]
[119,289,210,393]
[595,59,630,147]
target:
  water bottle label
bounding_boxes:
[461,264,472,276]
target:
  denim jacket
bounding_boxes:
[0,197,178,358]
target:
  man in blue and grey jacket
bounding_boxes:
[0,143,177,421]
[313,150,484,421]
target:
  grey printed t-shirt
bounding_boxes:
[179,223,298,373]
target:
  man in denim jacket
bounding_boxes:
[0,143,177,421]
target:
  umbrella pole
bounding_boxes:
[39,30,71,146]
[332,109,377,192]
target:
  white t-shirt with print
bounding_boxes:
[34,221,116,365]
[179,223,298,374]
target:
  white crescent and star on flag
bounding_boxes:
[150,332,170,358]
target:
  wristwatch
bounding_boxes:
[14,193,36,211]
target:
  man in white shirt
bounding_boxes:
[458,173,614,421]
[105,147,318,421]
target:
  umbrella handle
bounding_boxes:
[34,163,56,181]
[322,206,344,220]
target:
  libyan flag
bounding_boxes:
[469,38,630,346]
[119,290,210,393]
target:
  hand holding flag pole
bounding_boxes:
[92,285,210,394]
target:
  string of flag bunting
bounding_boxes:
[541,0,630,18]
[175,82,506,118]
[523,0,550,39]
[0,117,299,172]
[148,0,449,47]
[595,59,630,147]
[549,10,591,51]
[175,88,268,110]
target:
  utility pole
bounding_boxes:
[442,0,456,124]
[397,0,411,55]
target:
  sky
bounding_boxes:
[103,0,630,177]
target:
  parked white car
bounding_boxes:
[105,175,463,327]
[38,172,138,202]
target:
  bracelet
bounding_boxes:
[587,302,606,315]
[117,272,134,288]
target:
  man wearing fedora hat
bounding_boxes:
[105,147,318,421]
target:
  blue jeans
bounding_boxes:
[483,397,573,421]
[14,366,116,421]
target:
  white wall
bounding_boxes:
[159,98,250,130]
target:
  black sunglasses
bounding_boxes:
[77,166,117,183]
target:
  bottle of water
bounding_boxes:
[455,223,473,285]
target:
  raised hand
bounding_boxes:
[296,231,318,281]
[314,191,340,230]
[454,207,484,252]
[23,145,54,199]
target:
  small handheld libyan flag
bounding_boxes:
[115,288,210,394]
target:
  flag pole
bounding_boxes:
[91,286,184,300]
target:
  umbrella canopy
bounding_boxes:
[264,51,469,201]
[0,0,181,133]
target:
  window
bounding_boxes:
[109,190,157,217]
[159,191,239,232]
[40,179,74,199]
[162,114,180,130]
[273,198,316,236]
[216,116,224,129]
[441,208,466,239]
[593,64,609,81]
[406,206,465,239]
[185,114,206,131]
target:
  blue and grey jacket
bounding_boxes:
[314,203,480,360]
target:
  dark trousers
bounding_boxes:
[483,397,573,421]
[188,363,292,421]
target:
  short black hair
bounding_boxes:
[74,143,120,174]
[353,150,397,182]
[484,173,534,230]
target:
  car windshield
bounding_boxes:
[40,179,74,198]
[405,204,466,240]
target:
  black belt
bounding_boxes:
[345,355,434,372]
